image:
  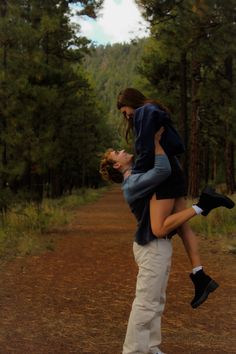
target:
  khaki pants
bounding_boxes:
[123,239,172,354]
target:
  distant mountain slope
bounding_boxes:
[84,40,146,124]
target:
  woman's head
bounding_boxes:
[117,88,147,111]
[117,88,170,142]
[117,88,147,142]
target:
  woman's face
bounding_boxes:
[120,106,135,121]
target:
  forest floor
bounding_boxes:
[0,186,235,354]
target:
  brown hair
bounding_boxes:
[99,149,123,184]
[117,88,169,142]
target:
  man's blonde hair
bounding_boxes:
[99,149,123,184]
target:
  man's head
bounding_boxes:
[100,149,133,183]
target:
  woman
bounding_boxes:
[116,87,225,309]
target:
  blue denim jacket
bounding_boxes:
[122,155,171,245]
[133,103,185,173]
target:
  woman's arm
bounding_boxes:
[132,104,167,173]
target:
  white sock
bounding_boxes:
[192,266,203,274]
[192,205,203,215]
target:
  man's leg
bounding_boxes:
[148,240,171,354]
[150,196,219,308]
[123,239,172,354]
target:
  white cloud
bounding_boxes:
[71,0,149,45]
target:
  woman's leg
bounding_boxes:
[150,196,202,267]
[150,196,202,266]
[150,196,219,308]
[174,205,219,308]
[172,197,201,268]
[149,196,197,238]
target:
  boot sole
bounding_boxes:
[191,280,219,308]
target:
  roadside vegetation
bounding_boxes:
[0,188,107,259]
[190,194,236,254]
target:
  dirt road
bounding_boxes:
[0,187,235,354]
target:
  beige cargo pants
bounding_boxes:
[123,239,172,354]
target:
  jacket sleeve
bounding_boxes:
[133,104,168,173]
[124,155,171,204]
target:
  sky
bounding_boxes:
[71,0,149,45]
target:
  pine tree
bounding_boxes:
[136,0,236,196]
[0,0,111,205]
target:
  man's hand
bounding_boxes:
[155,127,165,155]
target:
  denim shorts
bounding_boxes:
[155,156,187,199]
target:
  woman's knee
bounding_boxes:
[151,225,167,238]
[150,198,175,238]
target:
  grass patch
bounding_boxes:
[0,187,107,259]
[189,193,236,254]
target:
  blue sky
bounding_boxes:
[71,0,149,45]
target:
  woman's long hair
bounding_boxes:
[117,88,170,142]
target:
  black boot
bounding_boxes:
[197,186,235,216]
[190,269,219,308]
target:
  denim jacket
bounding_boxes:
[122,155,171,245]
[133,103,185,173]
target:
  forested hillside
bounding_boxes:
[84,40,146,130]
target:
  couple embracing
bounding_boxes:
[100,88,234,354]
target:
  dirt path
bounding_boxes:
[0,187,235,354]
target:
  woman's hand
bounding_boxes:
[155,127,165,155]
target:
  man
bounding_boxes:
[100,131,234,354]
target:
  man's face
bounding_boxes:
[120,106,135,121]
[109,150,133,168]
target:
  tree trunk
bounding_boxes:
[225,127,235,194]
[0,0,7,171]
[210,155,216,181]
[1,0,8,190]
[204,143,210,184]
[224,56,235,193]
[188,58,201,197]
[50,168,62,198]
[179,51,189,183]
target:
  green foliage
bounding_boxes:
[0,187,107,258]
[0,0,111,208]
[189,193,236,253]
